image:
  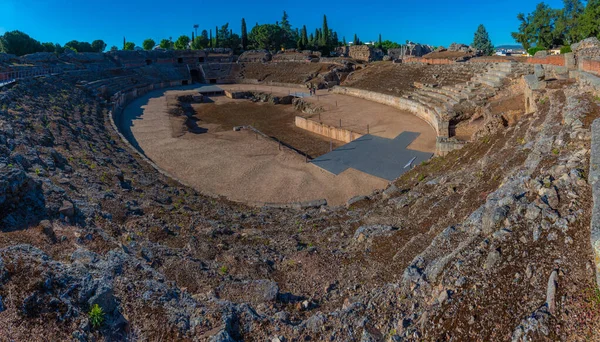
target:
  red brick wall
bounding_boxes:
[581,59,600,75]
[526,55,565,66]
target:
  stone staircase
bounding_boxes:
[401,63,522,123]
[471,62,514,88]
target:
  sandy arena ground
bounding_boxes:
[122,85,436,206]
[219,84,437,153]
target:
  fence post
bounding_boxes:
[367,124,369,134]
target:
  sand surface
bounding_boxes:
[219,84,437,153]
[121,85,436,206]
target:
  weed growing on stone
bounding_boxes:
[88,304,105,329]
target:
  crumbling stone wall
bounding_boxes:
[349,45,376,62]
[272,50,312,62]
[238,50,272,63]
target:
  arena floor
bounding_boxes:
[121,84,436,206]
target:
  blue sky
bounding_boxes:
[0,0,566,49]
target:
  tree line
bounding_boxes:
[136,12,348,55]
[0,30,107,56]
[511,0,600,52]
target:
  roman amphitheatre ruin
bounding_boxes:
[3,39,600,341]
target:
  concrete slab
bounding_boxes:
[197,85,224,94]
[311,132,433,181]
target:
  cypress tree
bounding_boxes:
[301,25,308,48]
[215,26,219,47]
[209,29,212,47]
[322,15,330,47]
[241,18,248,50]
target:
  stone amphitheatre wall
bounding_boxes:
[235,78,306,89]
[402,56,456,65]
[294,116,363,143]
[331,86,449,138]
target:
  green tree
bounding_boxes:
[353,34,360,46]
[91,40,107,52]
[159,39,171,49]
[142,39,155,51]
[215,26,219,47]
[577,0,600,40]
[279,11,296,48]
[321,15,329,47]
[191,33,210,49]
[473,24,494,55]
[123,42,135,51]
[555,0,584,44]
[241,18,248,50]
[110,45,118,51]
[65,40,95,53]
[249,24,284,51]
[300,25,308,50]
[0,30,43,56]
[381,40,401,50]
[511,3,561,50]
[377,34,382,49]
[174,35,190,50]
[41,42,55,53]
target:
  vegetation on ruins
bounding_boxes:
[241,18,248,50]
[123,42,135,51]
[88,304,105,329]
[174,35,191,50]
[142,38,156,51]
[511,0,600,50]
[0,30,106,56]
[473,24,494,55]
[159,38,173,49]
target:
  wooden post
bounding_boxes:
[367,124,370,134]
[339,119,342,128]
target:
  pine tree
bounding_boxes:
[473,24,494,56]
[241,18,248,50]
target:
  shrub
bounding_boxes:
[88,304,105,329]
[219,265,228,275]
[560,46,572,54]
[527,47,546,56]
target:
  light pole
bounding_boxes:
[193,24,199,38]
